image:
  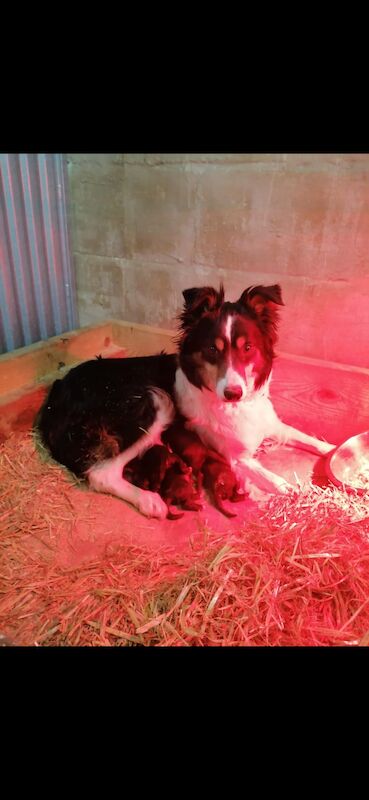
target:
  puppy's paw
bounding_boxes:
[137,490,168,519]
[167,505,185,520]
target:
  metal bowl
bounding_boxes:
[326,431,369,493]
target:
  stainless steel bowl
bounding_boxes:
[326,431,369,493]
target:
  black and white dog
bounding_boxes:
[38,284,335,517]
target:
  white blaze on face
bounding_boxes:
[224,314,233,345]
[214,312,259,402]
[215,313,246,401]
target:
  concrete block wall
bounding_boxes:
[66,154,369,368]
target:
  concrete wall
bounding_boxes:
[66,154,369,368]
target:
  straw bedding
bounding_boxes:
[1,431,369,647]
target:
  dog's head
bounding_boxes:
[177,283,284,402]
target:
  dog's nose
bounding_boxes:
[224,385,243,402]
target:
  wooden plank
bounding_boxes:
[0,319,176,399]
[111,321,176,356]
[0,322,115,397]
[271,357,369,445]
[278,349,369,377]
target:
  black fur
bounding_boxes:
[37,354,177,476]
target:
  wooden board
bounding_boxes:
[0,319,176,401]
[271,353,369,444]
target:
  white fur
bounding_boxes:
[216,362,255,401]
[175,367,335,495]
[87,388,174,518]
[224,314,233,344]
[175,367,278,458]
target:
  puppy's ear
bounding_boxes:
[180,284,224,329]
[239,284,284,315]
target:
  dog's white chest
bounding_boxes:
[174,368,279,458]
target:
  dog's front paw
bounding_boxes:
[277,481,298,495]
[137,490,168,519]
[317,441,336,456]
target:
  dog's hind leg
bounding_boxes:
[87,438,168,518]
[87,388,174,519]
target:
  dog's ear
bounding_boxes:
[239,284,284,315]
[239,285,284,347]
[181,285,224,327]
[182,287,205,308]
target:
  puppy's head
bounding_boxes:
[178,283,284,402]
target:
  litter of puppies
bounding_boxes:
[124,420,246,519]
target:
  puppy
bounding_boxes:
[124,444,191,518]
[202,457,246,518]
[162,419,226,491]
[160,467,203,513]
[123,444,189,493]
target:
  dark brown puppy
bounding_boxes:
[123,444,192,519]
[202,457,246,518]
[123,444,189,492]
[163,420,226,491]
[160,466,203,512]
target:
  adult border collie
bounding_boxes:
[37,284,335,518]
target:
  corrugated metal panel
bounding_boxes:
[0,154,78,354]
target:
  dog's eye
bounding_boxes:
[203,344,218,360]
[244,343,251,352]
